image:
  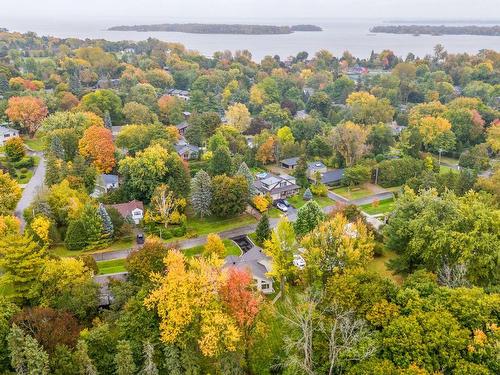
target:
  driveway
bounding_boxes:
[15,153,46,230]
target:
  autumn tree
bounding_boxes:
[264,217,297,296]
[301,214,374,286]
[486,122,500,153]
[203,233,226,258]
[346,91,394,125]
[329,121,370,166]
[4,136,25,162]
[225,103,251,132]
[79,89,122,123]
[126,237,169,285]
[5,96,48,137]
[414,116,455,151]
[256,136,276,164]
[123,101,158,124]
[149,184,186,229]
[0,234,46,302]
[79,125,116,173]
[145,250,241,358]
[158,95,185,124]
[0,171,22,214]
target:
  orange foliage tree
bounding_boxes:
[5,96,48,137]
[78,125,115,173]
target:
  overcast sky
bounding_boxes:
[2,0,500,22]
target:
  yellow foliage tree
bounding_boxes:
[253,195,270,213]
[0,171,22,215]
[203,233,226,258]
[486,123,500,153]
[0,215,20,236]
[145,250,241,357]
[30,216,51,245]
[225,103,251,132]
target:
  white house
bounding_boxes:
[0,125,19,146]
[223,247,274,294]
[108,200,144,225]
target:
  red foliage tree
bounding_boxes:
[78,125,116,173]
[5,96,48,137]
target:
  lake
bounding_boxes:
[2,17,499,60]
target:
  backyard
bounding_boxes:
[367,249,403,284]
[51,238,134,257]
[96,259,126,275]
[332,185,374,200]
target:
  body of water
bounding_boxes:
[2,17,499,60]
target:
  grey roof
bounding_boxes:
[176,121,189,130]
[280,156,300,166]
[223,247,271,281]
[261,176,281,186]
[0,125,18,135]
[308,161,326,170]
[174,143,199,154]
[320,169,344,184]
[101,174,119,185]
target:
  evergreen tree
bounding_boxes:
[303,187,313,201]
[104,110,113,130]
[115,340,136,375]
[81,203,104,246]
[209,146,233,176]
[0,74,8,95]
[140,341,158,375]
[98,203,114,240]
[7,325,49,375]
[256,213,271,245]
[236,161,257,196]
[75,340,97,375]
[190,169,212,218]
[294,200,325,237]
[69,71,81,96]
[50,135,65,160]
[65,220,88,250]
[162,345,182,375]
[294,157,309,187]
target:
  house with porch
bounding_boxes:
[108,200,144,224]
[174,140,200,160]
[0,125,19,146]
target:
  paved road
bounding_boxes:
[15,153,45,230]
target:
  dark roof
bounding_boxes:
[280,156,300,166]
[176,121,189,130]
[320,169,344,184]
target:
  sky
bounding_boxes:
[2,0,500,23]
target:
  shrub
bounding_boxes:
[4,136,25,162]
[310,183,328,196]
[13,156,34,169]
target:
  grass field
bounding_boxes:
[23,137,45,152]
[439,165,459,175]
[183,239,242,257]
[360,198,395,215]
[288,191,334,208]
[186,214,256,237]
[97,259,126,275]
[332,186,373,200]
[367,249,403,284]
[52,238,134,257]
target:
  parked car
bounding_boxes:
[136,233,145,245]
[276,202,288,212]
[275,198,291,207]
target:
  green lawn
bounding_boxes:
[288,191,334,208]
[52,238,134,257]
[436,155,459,166]
[360,198,395,215]
[186,214,257,237]
[183,239,242,257]
[332,186,373,200]
[439,165,459,175]
[97,259,126,275]
[23,137,45,152]
[367,249,403,284]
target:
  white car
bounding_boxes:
[276,202,288,212]
[293,254,306,269]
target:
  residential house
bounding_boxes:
[223,247,274,294]
[0,125,19,146]
[388,121,406,136]
[254,172,299,200]
[307,161,328,177]
[166,89,190,101]
[174,141,200,161]
[280,156,300,170]
[294,110,309,120]
[176,121,189,136]
[92,174,119,197]
[97,78,120,89]
[108,200,144,224]
[313,168,345,186]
